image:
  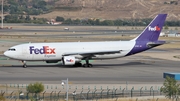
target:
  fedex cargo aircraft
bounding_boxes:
[4,14,167,68]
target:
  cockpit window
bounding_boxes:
[8,48,16,51]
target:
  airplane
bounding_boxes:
[4,14,167,68]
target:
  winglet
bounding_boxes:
[132,14,167,41]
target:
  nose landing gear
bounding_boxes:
[22,61,27,68]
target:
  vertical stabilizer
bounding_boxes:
[132,14,167,41]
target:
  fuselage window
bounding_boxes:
[8,48,16,51]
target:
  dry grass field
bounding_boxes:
[33,0,180,20]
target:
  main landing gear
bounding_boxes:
[22,61,27,68]
[82,59,93,67]
[73,59,93,67]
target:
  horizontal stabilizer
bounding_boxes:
[147,41,166,47]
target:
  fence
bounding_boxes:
[0,84,164,101]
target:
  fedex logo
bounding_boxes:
[66,59,74,62]
[148,26,160,31]
[29,46,55,54]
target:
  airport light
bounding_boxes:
[61,78,69,101]
[1,0,3,28]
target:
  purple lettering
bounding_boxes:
[29,46,34,54]
[29,46,56,54]
[34,48,39,54]
[39,48,44,54]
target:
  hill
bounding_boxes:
[34,0,180,20]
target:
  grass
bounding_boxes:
[33,0,180,21]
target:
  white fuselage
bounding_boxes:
[4,41,135,61]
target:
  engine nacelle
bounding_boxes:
[62,56,76,65]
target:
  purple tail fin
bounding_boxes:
[132,14,167,41]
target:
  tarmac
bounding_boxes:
[0,49,179,84]
[0,50,179,93]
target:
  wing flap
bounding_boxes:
[63,50,122,56]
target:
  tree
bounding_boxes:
[25,15,31,21]
[8,0,18,6]
[101,20,114,26]
[33,17,36,20]
[73,18,81,25]
[19,15,25,20]
[87,19,95,25]
[114,19,123,26]
[95,19,100,25]
[161,76,180,100]
[56,16,64,22]
[38,1,47,7]
[164,25,169,29]
[63,18,72,24]
[27,82,44,94]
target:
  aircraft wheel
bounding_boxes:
[23,64,27,68]
[88,64,93,67]
[82,64,87,67]
[83,64,93,68]
[22,61,27,68]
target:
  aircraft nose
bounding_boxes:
[4,51,7,56]
[4,51,10,57]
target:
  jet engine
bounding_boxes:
[62,56,76,65]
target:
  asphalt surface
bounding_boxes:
[0,54,178,84]
[0,29,142,39]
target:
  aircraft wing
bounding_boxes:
[62,50,122,56]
